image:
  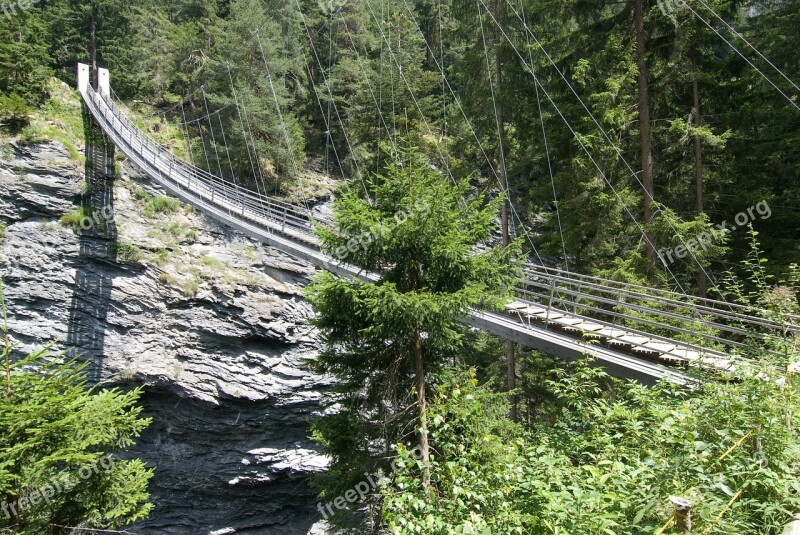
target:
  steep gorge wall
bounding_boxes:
[0,139,330,534]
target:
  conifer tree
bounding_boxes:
[306,147,521,526]
[0,281,153,534]
[0,5,51,126]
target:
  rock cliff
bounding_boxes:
[0,139,331,534]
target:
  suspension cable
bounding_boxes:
[684,1,800,112]
[340,21,398,156]
[226,64,261,195]
[520,0,568,271]
[493,0,730,297]
[362,0,458,187]
[179,101,198,187]
[478,0,697,297]
[324,13,336,175]
[477,0,511,215]
[201,86,225,180]
[396,0,547,265]
[216,109,242,207]
[254,28,313,216]
[196,115,213,175]
[292,2,372,201]
[694,0,800,95]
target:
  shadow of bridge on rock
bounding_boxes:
[65,101,119,385]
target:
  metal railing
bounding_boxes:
[84,89,318,241]
[521,264,799,359]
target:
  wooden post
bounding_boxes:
[669,496,692,532]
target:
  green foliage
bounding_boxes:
[150,249,170,266]
[18,125,45,146]
[382,369,529,534]
[307,148,522,528]
[0,222,6,243]
[382,360,800,534]
[59,207,92,232]
[142,195,180,218]
[0,7,52,109]
[113,241,142,264]
[133,187,151,201]
[0,96,32,130]
[0,279,153,534]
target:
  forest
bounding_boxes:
[1,0,799,533]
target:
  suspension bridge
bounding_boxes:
[77,61,798,386]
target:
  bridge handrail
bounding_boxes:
[512,293,736,359]
[518,284,751,354]
[92,90,317,228]
[524,264,800,333]
[84,88,317,239]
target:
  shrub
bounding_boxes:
[0,95,32,130]
[143,195,180,218]
[180,277,200,297]
[18,124,45,145]
[133,187,151,202]
[0,279,154,533]
[151,249,170,266]
[114,241,142,264]
[59,206,91,232]
[200,255,226,270]
[382,363,800,534]
[0,222,6,243]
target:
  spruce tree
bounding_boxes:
[0,5,52,126]
[306,147,521,527]
[0,281,153,535]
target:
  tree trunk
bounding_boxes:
[413,325,430,489]
[693,76,707,298]
[490,0,517,421]
[634,0,656,264]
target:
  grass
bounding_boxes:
[113,241,142,264]
[59,207,91,232]
[165,221,195,240]
[151,249,170,266]
[142,194,180,218]
[11,79,86,164]
[133,187,151,201]
[179,276,200,297]
[123,102,191,160]
[242,245,257,260]
[155,267,201,297]
[221,269,263,288]
[200,255,227,270]
[0,222,6,243]
[19,125,46,145]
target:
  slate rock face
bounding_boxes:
[0,140,332,534]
